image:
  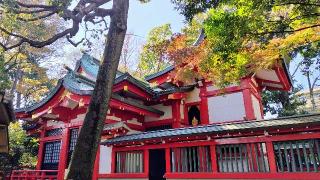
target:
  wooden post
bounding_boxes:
[92,145,100,180]
[57,128,70,180]
[165,148,171,173]
[242,88,255,120]
[144,149,149,176]
[266,141,277,172]
[200,84,209,125]
[172,100,182,128]
[210,145,218,172]
[36,125,46,170]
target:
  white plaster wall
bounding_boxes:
[145,104,172,122]
[251,95,262,120]
[208,92,246,123]
[99,145,112,174]
[185,87,200,103]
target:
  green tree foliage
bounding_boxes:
[0,122,38,176]
[0,0,61,107]
[262,85,307,117]
[169,0,320,86]
[137,24,173,77]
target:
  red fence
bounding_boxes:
[10,170,58,180]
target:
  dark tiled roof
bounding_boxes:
[102,113,320,145]
[144,65,175,81]
[115,73,154,95]
[15,54,194,114]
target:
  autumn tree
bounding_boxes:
[0,0,148,179]
[137,24,173,77]
[167,0,320,87]
[0,1,63,108]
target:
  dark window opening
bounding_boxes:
[67,128,79,166]
[42,141,61,170]
[146,125,172,131]
[149,149,166,180]
[188,105,201,126]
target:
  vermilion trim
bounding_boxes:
[92,146,100,180]
[266,141,277,173]
[36,125,46,170]
[164,172,320,179]
[57,128,70,180]
[144,119,172,128]
[242,89,255,120]
[98,173,148,178]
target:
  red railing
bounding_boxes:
[10,170,58,180]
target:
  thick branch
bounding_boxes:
[84,8,113,22]
[16,1,57,9]
[258,24,320,35]
[0,27,74,50]
[17,11,57,22]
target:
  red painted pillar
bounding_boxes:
[165,148,171,174]
[92,145,100,180]
[172,100,181,128]
[144,149,149,176]
[200,84,209,125]
[57,128,70,180]
[210,145,218,172]
[242,88,255,120]
[36,126,46,170]
[266,141,277,172]
[111,148,116,173]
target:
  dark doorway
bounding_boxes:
[149,149,166,180]
[188,105,201,125]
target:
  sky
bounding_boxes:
[127,0,185,38]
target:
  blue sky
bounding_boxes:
[127,0,185,38]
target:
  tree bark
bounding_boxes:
[306,71,316,111]
[66,0,129,179]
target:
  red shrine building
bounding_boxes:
[11,47,320,180]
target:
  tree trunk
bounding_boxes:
[67,0,129,179]
[306,72,316,111]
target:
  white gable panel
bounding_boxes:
[256,69,280,82]
[208,92,246,123]
[99,145,112,174]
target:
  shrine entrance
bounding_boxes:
[149,149,166,180]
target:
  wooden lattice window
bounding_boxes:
[45,128,63,137]
[273,139,320,172]
[115,151,143,173]
[42,141,61,170]
[216,143,269,172]
[171,146,211,172]
[67,128,79,165]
